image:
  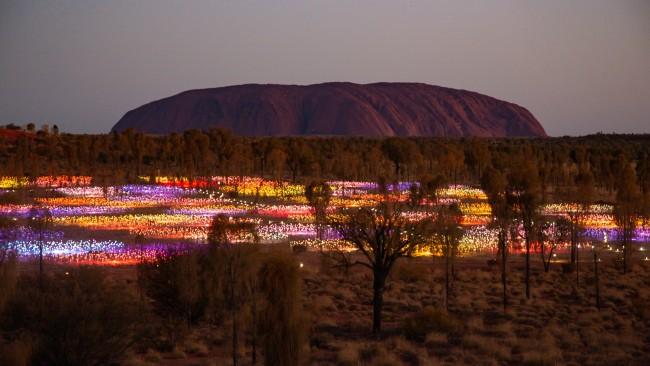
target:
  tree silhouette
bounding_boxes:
[431,204,463,310]
[331,201,433,335]
[258,251,304,366]
[537,216,571,272]
[563,167,595,269]
[207,214,259,366]
[508,161,542,300]
[481,167,512,312]
[3,267,140,366]
[27,205,52,288]
[614,163,641,274]
[305,181,332,240]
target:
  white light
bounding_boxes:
[299,262,304,268]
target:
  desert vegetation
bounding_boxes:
[0,125,649,365]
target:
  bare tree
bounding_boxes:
[563,168,594,272]
[592,243,601,310]
[0,215,16,257]
[0,258,16,321]
[138,248,205,345]
[27,205,52,288]
[408,174,444,208]
[305,181,332,240]
[508,162,542,299]
[331,201,433,335]
[537,216,571,272]
[481,168,512,312]
[431,204,463,310]
[614,163,641,274]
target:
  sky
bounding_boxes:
[0,0,649,136]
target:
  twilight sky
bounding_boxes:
[1,1,648,135]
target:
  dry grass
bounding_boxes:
[303,254,650,365]
[462,334,511,361]
[62,252,650,365]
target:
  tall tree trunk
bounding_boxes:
[251,294,257,365]
[372,272,385,336]
[525,234,531,299]
[593,249,600,310]
[570,218,578,264]
[445,241,450,311]
[231,285,238,366]
[500,230,508,313]
[39,231,43,290]
[576,242,580,286]
[622,223,626,275]
[540,238,550,272]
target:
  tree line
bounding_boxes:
[2,125,650,196]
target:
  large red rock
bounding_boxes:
[112,82,546,137]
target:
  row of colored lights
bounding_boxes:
[0,176,92,189]
[8,239,124,256]
[3,178,650,265]
[541,203,612,215]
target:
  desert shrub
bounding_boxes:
[520,331,562,366]
[358,343,380,363]
[169,345,187,359]
[318,253,338,277]
[318,251,356,278]
[521,351,559,366]
[337,343,359,365]
[1,267,140,366]
[259,250,306,366]
[425,332,448,347]
[313,294,336,312]
[0,336,32,366]
[138,249,207,346]
[631,297,650,321]
[292,244,307,254]
[462,334,511,360]
[403,307,460,342]
[357,342,404,366]
[388,336,420,365]
[393,260,430,283]
[465,316,484,333]
[142,349,163,363]
[184,338,209,356]
[425,331,451,358]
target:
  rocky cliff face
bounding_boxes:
[112,82,546,137]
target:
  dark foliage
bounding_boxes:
[1,267,140,366]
